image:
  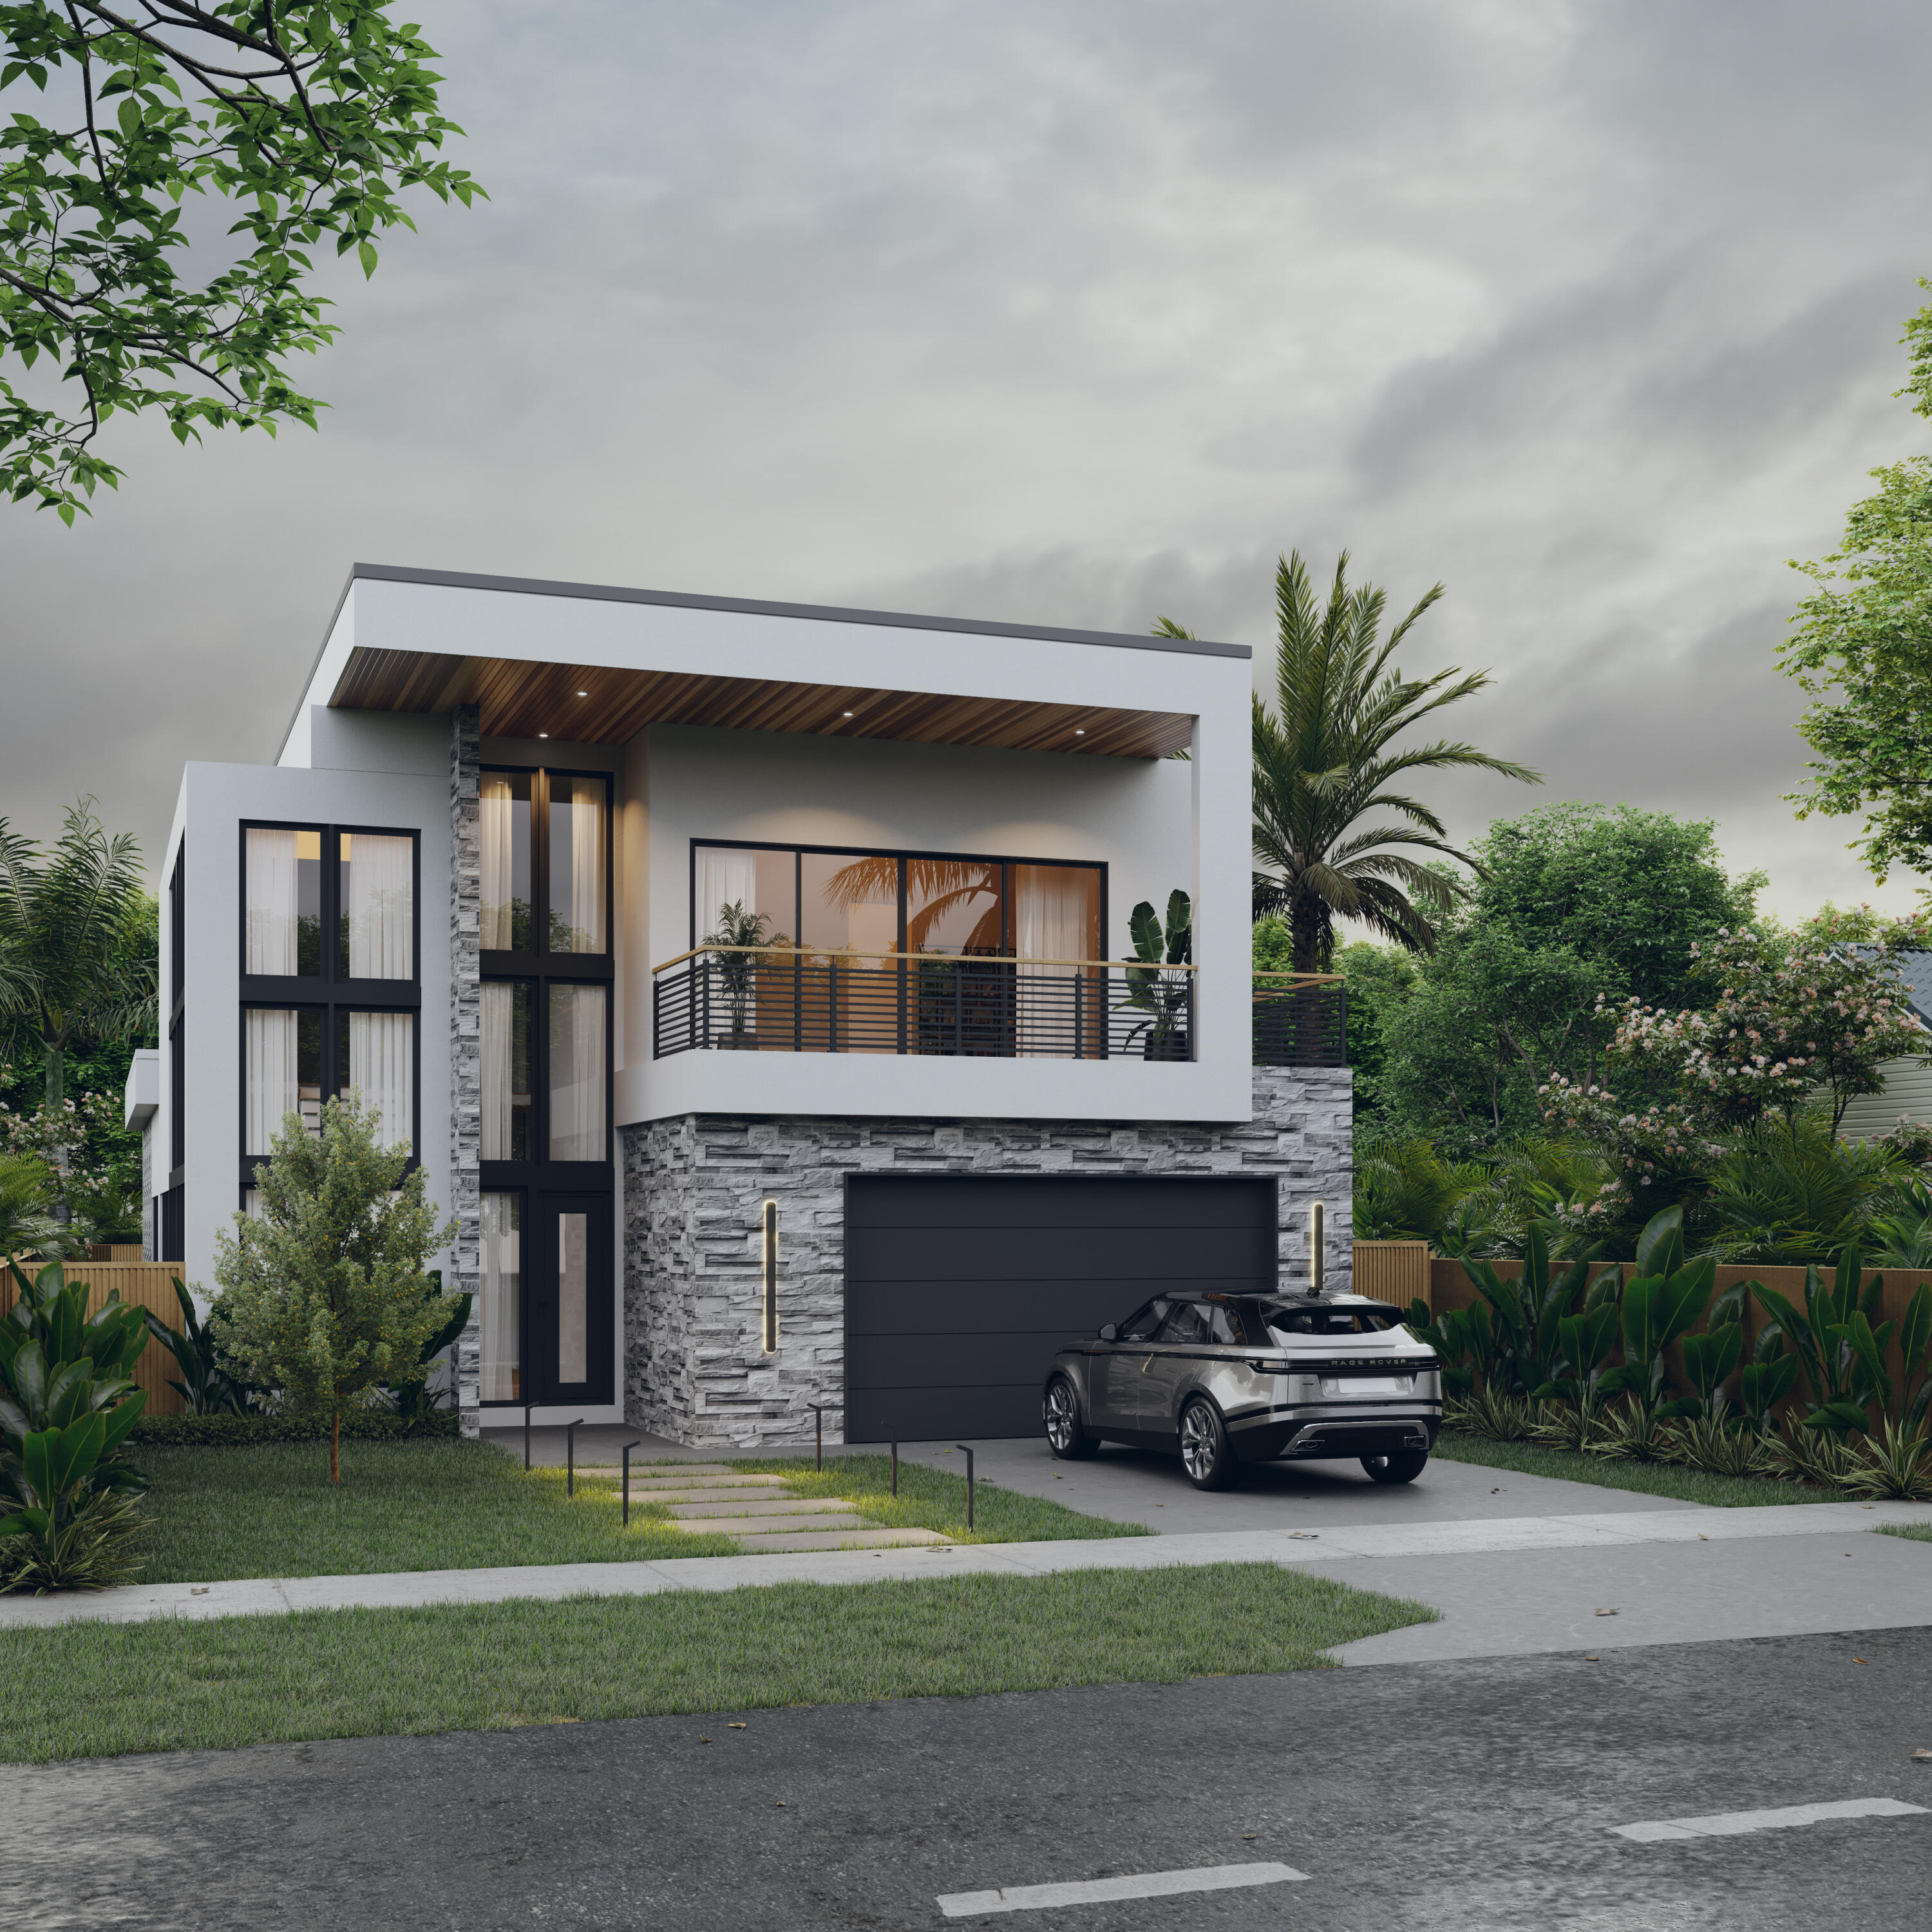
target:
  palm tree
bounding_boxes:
[1158,550,1539,974]
[0,798,156,1106]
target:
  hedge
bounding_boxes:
[128,1410,464,1449]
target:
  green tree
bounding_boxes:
[208,1094,457,1482]
[1,2,484,521]
[1162,550,1538,974]
[0,799,155,1108]
[1778,287,1932,876]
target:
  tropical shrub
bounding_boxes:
[1121,891,1192,1059]
[128,1408,461,1448]
[0,1260,151,1591]
[1705,1118,1908,1265]
[208,1095,459,1482]
[144,1278,254,1417]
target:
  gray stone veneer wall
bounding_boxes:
[448,705,484,1433]
[621,1065,1352,1449]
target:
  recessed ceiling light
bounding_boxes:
[1074,728,1086,735]
[576,689,588,697]
[538,732,549,739]
[843,711,855,717]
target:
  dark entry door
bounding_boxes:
[842,1175,1277,1442]
[526,1193,614,1405]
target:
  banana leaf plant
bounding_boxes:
[1747,1245,1924,1434]
[1595,1208,1715,1421]
[144,1277,254,1416]
[1118,891,1192,1059]
[1439,1222,1612,1399]
[383,1283,474,1425]
[3,1259,149,1385]
[1405,1298,1496,1397]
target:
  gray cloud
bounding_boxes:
[1,0,1927,929]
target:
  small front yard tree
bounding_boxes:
[209,1095,458,1482]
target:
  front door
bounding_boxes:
[526,1193,613,1405]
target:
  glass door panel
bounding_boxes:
[480,1192,522,1403]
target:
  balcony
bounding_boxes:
[650,947,1347,1067]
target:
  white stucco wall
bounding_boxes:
[618,721,1247,1123]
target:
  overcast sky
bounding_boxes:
[3,0,1929,923]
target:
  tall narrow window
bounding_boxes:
[245,1009,321,1153]
[480,773,533,951]
[557,1211,589,1385]
[1014,864,1101,1057]
[480,1193,522,1401]
[246,828,323,976]
[547,985,606,1160]
[547,775,607,953]
[339,833,414,980]
[480,981,533,1160]
[336,1011,415,1151]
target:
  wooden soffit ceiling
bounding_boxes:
[328,648,1194,759]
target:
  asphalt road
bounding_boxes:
[12,1628,1932,1931]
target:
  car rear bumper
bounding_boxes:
[1228,1410,1440,1463]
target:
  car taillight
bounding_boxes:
[1246,1358,1289,1374]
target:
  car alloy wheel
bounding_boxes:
[1179,1397,1236,1490]
[1044,1376,1098,1459]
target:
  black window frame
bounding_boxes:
[688,838,1108,960]
[478,764,616,1408]
[236,820,423,1193]
[167,844,185,1192]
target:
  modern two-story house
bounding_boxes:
[149,563,1351,1447]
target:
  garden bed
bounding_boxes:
[1431,1430,1839,1507]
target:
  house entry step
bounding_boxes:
[663,1497,865,1520]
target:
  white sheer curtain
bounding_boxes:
[480,982,515,1160]
[479,1192,520,1403]
[695,848,757,938]
[1014,866,1099,1057]
[480,775,515,949]
[245,828,298,973]
[567,782,605,952]
[549,985,606,1160]
[245,1009,299,1152]
[557,1212,588,1383]
[347,1012,413,1151]
[345,833,412,978]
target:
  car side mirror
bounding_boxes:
[1098,1323,1118,1343]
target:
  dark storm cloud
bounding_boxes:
[0,0,1927,922]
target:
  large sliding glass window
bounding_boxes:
[480,767,614,1408]
[239,822,419,1192]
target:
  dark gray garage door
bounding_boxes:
[843,1175,1278,1442]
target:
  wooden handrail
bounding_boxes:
[653,942,1342,984]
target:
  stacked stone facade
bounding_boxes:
[448,705,484,1434]
[620,1065,1353,1448]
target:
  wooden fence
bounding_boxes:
[1,1260,189,1417]
[1352,1240,1432,1307]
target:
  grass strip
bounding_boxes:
[722,1454,1148,1545]
[1876,1522,1932,1543]
[0,1564,1437,1764]
[1431,1430,1836,1507]
[124,1440,741,1583]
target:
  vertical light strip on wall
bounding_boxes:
[761,1198,779,1354]
[1308,1201,1325,1297]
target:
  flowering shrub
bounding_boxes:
[0,1088,121,1168]
[1537,1076,1726,1233]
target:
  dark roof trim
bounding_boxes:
[346,560,1249,657]
[279,560,1245,763]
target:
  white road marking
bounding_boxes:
[936,1861,1308,1917]
[1613,1797,1927,1842]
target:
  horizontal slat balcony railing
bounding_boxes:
[1251,973,1348,1068]
[652,946,1197,1061]
[650,947,1349,1067]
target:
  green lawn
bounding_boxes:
[1431,1430,1838,1508]
[726,1454,1146,1546]
[0,1564,1437,1763]
[1876,1522,1932,1544]
[120,1440,1139,1586]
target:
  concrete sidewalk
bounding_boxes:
[5,1500,1927,1658]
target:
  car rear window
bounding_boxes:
[1262,1302,1406,1341]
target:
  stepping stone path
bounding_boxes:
[571,1463,952,1553]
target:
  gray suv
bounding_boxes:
[1042,1290,1442,1490]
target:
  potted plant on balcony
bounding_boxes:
[708,900,770,1048]
[1121,891,1193,1060]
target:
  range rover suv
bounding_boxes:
[1041,1289,1442,1490]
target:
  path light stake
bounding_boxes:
[620,1439,641,1528]
[956,1445,975,1530]
[565,1418,585,1497]
[1309,1202,1326,1298]
[761,1198,779,1354]
[891,1437,898,1498]
[524,1401,533,1470]
[809,1405,823,1471]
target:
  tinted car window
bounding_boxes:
[1156,1302,1211,1346]
[1117,1298,1170,1342]
[1262,1302,1405,1340]
[1207,1304,1245,1346]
